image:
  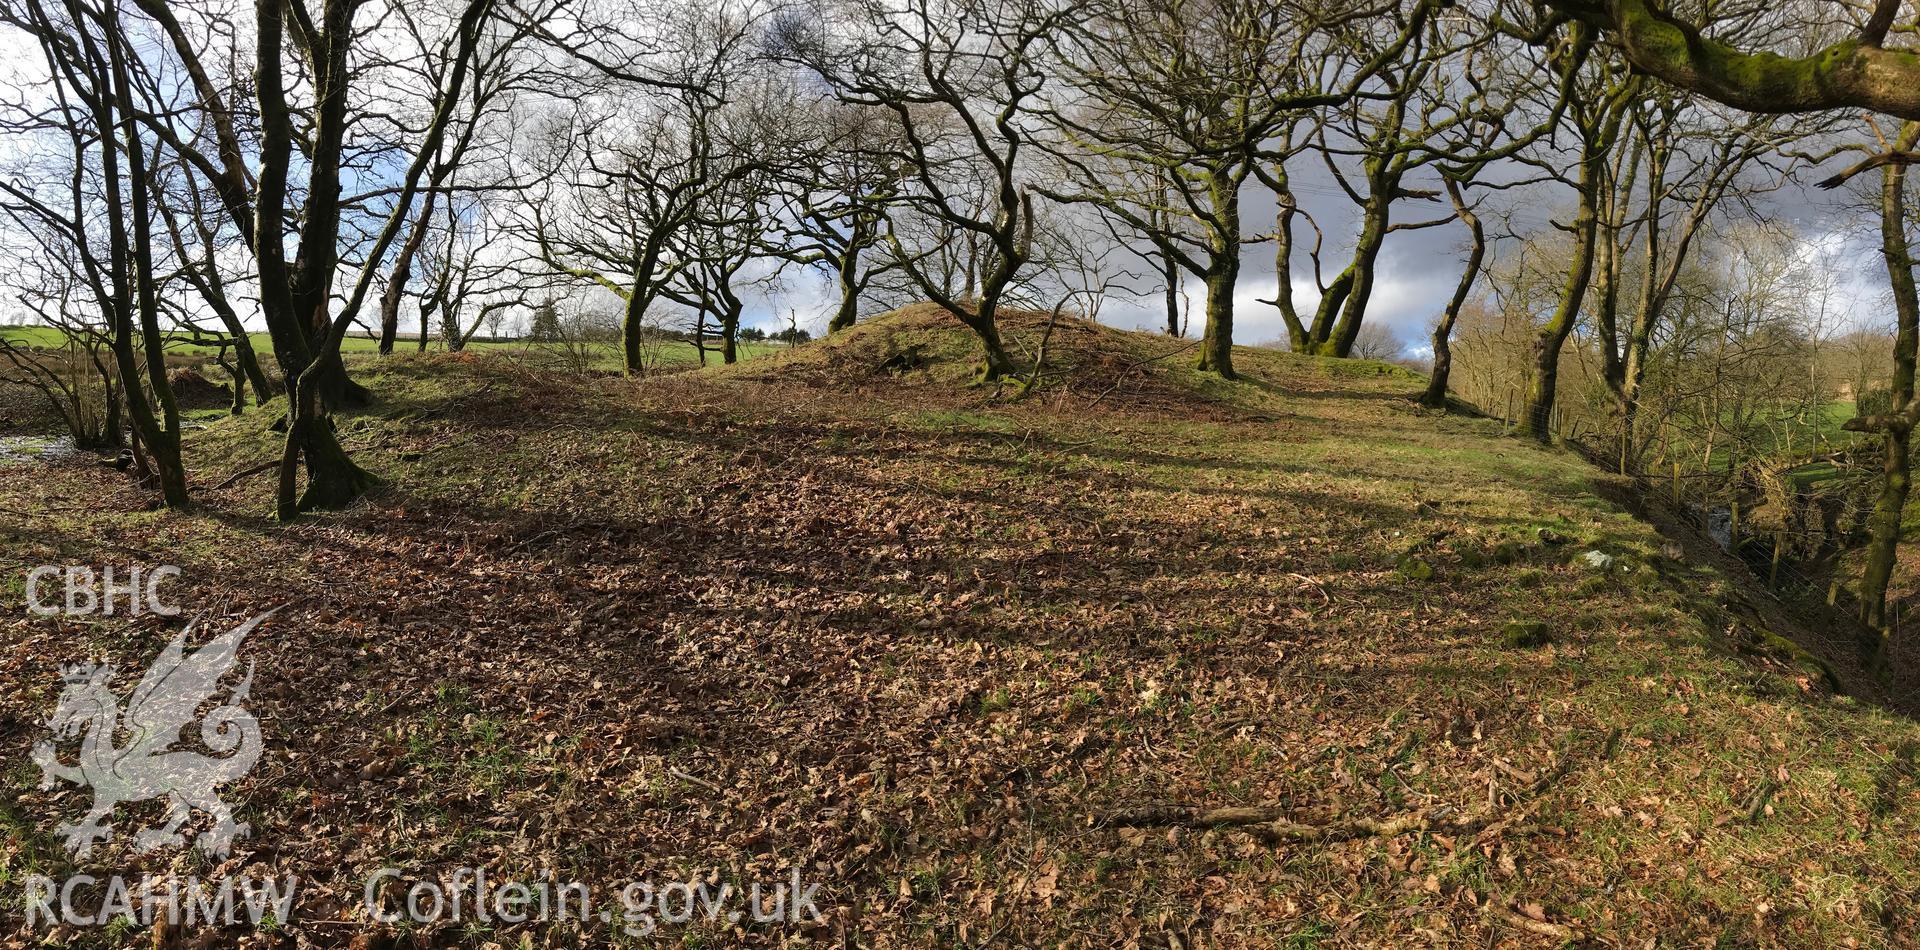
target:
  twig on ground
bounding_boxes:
[1084,340,1200,409]
[1499,908,1578,940]
[1741,779,1781,823]
[669,766,722,794]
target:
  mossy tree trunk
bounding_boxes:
[828,240,863,334]
[1856,121,1920,644]
[1195,261,1239,378]
[1266,164,1308,351]
[1420,179,1484,409]
[1520,54,1631,442]
[1321,192,1393,357]
[966,307,1017,381]
[1195,169,1242,378]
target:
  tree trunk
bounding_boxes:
[1858,121,1920,645]
[1196,170,1240,377]
[721,307,741,365]
[1268,166,1308,350]
[418,296,435,353]
[379,189,438,355]
[1163,251,1182,336]
[1306,268,1356,352]
[970,315,1015,381]
[227,329,273,406]
[1519,99,1622,441]
[1861,425,1910,634]
[101,19,188,508]
[829,243,862,334]
[277,362,380,519]
[1420,180,1484,409]
[227,360,248,415]
[1196,263,1238,379]
[1324,194,1392,357]
[313,345,374,408]
[621,244,664,376]
[1155,173,1185,337]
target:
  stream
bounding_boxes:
[0,434,80,464]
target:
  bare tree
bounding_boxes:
[527,0,770,375]
[374,0,558,354]
[1419,177,1486,408]
[771,102,903,334]
[111,0,503,517]
[784,0,1079,380]
[1348,322,1405,361]
[0,0,191,505]
[1042,0,1446,376]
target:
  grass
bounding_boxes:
[1681,399,1869,476]
[0,324,783,372]
[2,307,1920,944]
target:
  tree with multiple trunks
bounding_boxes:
[525,0,773,376]
[64,0,504,517]
[782,0,1080,381]
[1041,0,1446,376]
[0,0,190,506]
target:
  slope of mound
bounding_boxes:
[707,302,1417,420]
[2,345,1918,946]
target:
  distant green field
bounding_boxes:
[1679,399,1868,475]
[0,325,780,370]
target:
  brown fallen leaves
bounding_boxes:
[0,330,1915,947]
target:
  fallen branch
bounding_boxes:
[1499,908,1578,940]
[1288,572,1332,604]
[211,459,278,490]
[1107,727,1621,846]
[669,766,723,794]
[1740,778,1780,823]
[1107,803,1494,845]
